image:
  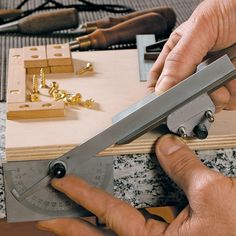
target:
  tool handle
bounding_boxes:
[81,7,176,33]
[19,8,79,34]
[0,9,22,20]
[74,13,168,51]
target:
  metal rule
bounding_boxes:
[3,55,236,222]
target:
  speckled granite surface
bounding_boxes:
[114,150,236,208]
[0,102,236,219]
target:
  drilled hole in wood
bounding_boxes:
[30,47,38,51]
[54,53,63,57]
[42,103,52,107]
[19,104,30,109]
[54,45,62,49]
[31,55,39,58]
[13,54,21,58]
[10,90,20,94]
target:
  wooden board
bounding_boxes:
[6,49,26,104]
[0,217,96,236]
[0,220,54,236]
[5,49,236,161]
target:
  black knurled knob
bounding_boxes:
[193,123,208,140]
[50,162,66,178]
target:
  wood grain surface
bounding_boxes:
[5,49,236,161]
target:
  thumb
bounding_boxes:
[156,135,211,198]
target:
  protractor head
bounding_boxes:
[3,157,113,222]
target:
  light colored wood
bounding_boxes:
[7,49,26,104]
[50,65,74,73]
[0,217,96,235]
[7,48,66,120]
[5,49,236,161]
[23,46,48,68]
[147,207,175,223]
[7,101,65,120]
[46,44,72,66]
[0,220,54,236]
[26,66,51,75]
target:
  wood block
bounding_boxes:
[50,65,74,73]
[26,67,51,75]
[23,46,47,68]
[46,44,72,66]
[7,49,26,104]
[0,220,54,236]
[5,50,236,161]
[7,101,65,120]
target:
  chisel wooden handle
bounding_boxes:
[19,8,78,34]
[0,9,22,21]
[71,12,168,51]
[81,7,176,34]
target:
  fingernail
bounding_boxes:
[155,76,176,93]
[158,134,185,155]
[51,178,63,188]
[155,88,164,96]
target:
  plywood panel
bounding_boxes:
[0,220,54,236]
[5,49,236,161]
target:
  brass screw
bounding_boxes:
[29,75,40,102]
[40,68,49,88]
[78,63,93,75]
[53,90,68,101]
[64,93,82,106]
[48,82,59,96]
[32,75,39,94]
[29,93,40,102]
[82,98,95,108]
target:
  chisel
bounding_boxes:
[0,8,79,34]
[69,12,172,51]
[0,9,22,23]
[72,6,176,36]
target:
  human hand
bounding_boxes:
[37,134,236,236]
[148,0,236,112]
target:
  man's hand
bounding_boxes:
[37,135,236,236]
[148,0,236,112]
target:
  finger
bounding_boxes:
[210,86,231,112]
[225,79,236,110]
[155,18,214,94]
[155,134,217,199]
[51,176,167,236]
[147,29,182,93]
[37,218,104,236]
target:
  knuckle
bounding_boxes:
[101,201,121,228]
[160,52,186,83]
[166,51,185,65]
[167,31,182,48]
[192,173,225,201]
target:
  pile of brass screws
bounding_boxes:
[29,68,95,109]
